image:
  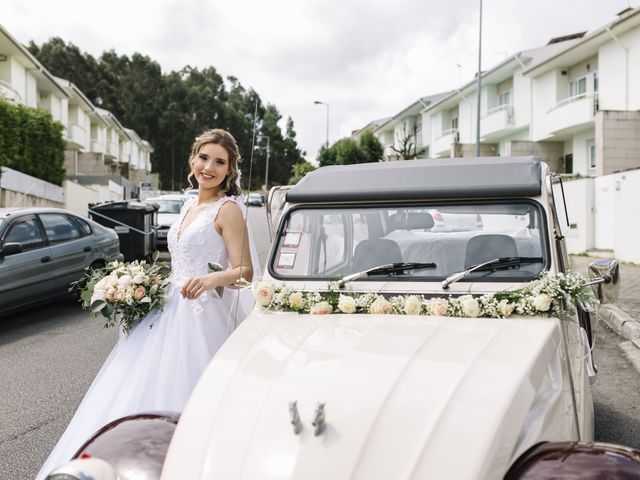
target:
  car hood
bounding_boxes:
[162,313,571,480]
[156,213,179,227]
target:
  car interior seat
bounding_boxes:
[464,234,518,269]
[352,238,403,272]
[405,212,435,231]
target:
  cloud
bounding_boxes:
[2,0,636,162]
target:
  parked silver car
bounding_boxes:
[0,207,122,315]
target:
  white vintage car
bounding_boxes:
[50,157,640,480]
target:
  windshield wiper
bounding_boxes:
[441,256,544,290]
[338,262,436,289]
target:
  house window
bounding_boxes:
[498,90,511,106]
[569,77,587,97]
[593,71,599,93]
[563,154,573,174]
[588,141,596,170]
[451,116,458,130]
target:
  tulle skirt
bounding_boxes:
[36,284,249,479]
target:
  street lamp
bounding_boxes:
[314,100,330,148]
[475,0,483,156]
[257,135,270,191]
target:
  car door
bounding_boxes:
[38,213,90,291]
[0,215,54,312]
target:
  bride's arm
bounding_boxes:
[181,202,253,299]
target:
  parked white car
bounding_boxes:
[50,157,640,480]
[144,195,187,250]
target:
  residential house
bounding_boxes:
[422,36,582,166]
[372,92,451,160]
[524,7,640,177]
[0,23,68,124]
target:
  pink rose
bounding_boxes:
[134,286,146,301]
[113,290,125,302]
[254,283,274,307]
[429,299,448,316]
[369,297,393,314]
[310,301,333,315]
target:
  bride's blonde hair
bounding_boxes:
[187,129,242,196]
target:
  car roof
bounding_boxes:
[145,195,187,201]
[287,156,543,203]
[0,207,83,219]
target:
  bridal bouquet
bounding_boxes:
[72,252,171,333]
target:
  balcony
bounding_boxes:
[106,141,120,159]
[545,94,595,138]
[481,105,514,141]
[66,123,85,149]
[91,139,105,154]
[431,129,458,157]
[0,80,23,103]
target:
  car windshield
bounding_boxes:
[270,202,548,282]
[153,199,184,214]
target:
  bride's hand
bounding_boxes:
[181,274,219,299]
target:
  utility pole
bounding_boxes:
[475,0,483,157]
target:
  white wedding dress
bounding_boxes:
[37,195,255,479]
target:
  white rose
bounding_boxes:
[429,298,449,316]
[369,297,393,315]
[498,299,515,317]
[254,282,274,307]
[132,274,146,284]
[117,274,132,288]
[403,296,422,315]
[533,294,552,312]
[460,296,481,317]
[105,274,118,288]
[91,289,107,303]
[288,292,305,310]
[338,295,357,314]
[94,277,110,291]
[310,301,333,315]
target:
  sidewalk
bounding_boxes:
[570,255,640,368]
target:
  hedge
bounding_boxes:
[0,99,65,185]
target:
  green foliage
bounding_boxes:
[28,39,306,190]
[0,99,65,185]
[289,161,316,184]
[359,131,384,163]
[316,132,384,167]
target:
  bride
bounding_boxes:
[37,129,257,479]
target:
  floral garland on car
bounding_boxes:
[253,271,598,319]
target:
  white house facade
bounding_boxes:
[1,21,158,209]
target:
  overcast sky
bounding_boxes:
[2,0,636,163]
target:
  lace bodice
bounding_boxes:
[167,196,237,287]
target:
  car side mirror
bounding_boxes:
[0,242,24,257]
[587,258,620,304]
[266,186,290,243]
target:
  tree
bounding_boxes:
[28,39,307,191]
[359,131,384,163]
[391,123,423,159]
[289,161,316,184]
[316,134,379,167]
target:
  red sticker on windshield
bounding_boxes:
[277,252,296,269]
[282,231,302,247]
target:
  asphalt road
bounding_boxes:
[1,207,639,478]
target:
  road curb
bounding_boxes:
[599,304,640,366]
[599,305,640,339]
